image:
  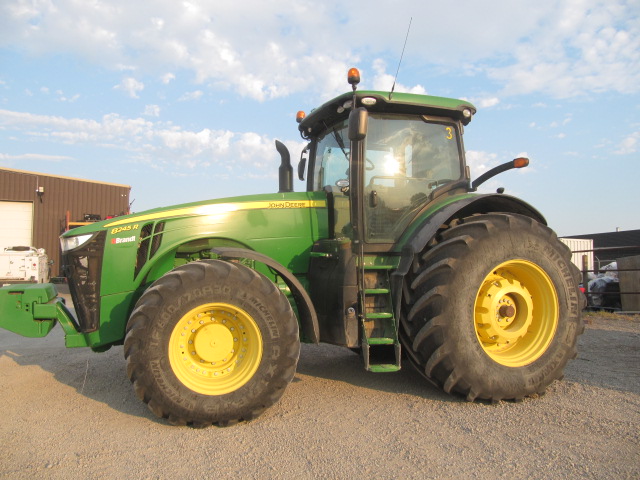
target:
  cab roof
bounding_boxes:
[298,90,476,138]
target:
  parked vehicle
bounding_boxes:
[587,262,622,310]
[0,246,49,285]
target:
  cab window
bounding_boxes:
[363,114,463,242]
[312,119,350,191]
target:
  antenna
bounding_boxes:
[390,17,412,99]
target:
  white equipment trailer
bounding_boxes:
[0,246,50,285]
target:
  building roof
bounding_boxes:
[564,229,640,248]
[0,167,130,189]
[563,229,640,263]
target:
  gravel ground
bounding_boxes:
[0,293,638,479]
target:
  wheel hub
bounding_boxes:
[169,303,263,395]
[193,323,234,363]
[475,269,534,348]
[474,260,559,367]
[499,304,515,318]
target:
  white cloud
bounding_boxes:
[58,93,80,102]
[0,153,74,162]
[0,0,637,101]
[0,108,296,175]
[371,59,426,94]
[488,0,640,98]
[178,90,203,101]
[615,130,639,154]
[161,73,175,84]
[115,77,144,98]
[474,97,500,109]
[143,104,160,117]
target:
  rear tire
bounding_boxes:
[124,260,300,426]
[400,213,583,401]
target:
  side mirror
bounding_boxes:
[348,107,368,141]
[470,157,529,191]
[298,144,309,181]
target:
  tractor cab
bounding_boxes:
[310,110,468,244]
[296,70,477,370]
[297,72,475,250]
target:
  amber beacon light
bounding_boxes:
[348,68,361,88]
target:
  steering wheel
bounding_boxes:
[366,158,375,171]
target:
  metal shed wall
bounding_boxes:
[0,168,130,276]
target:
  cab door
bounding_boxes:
[306,119,359,346]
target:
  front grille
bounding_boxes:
[135,222,165,278]
[63,231,106,332]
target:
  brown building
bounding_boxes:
[0,167,130,276]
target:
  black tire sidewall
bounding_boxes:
[132,260,299,423]
[441,221,581,397]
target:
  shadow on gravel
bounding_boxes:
[0,283,163,423]
[0,328,458,426]
[295,343,458,403]
[5,292,634,425]
[0,327,159,423]
[0,283,460,418]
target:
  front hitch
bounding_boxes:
[0,283,79,340]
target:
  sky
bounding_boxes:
[0,0,638,237]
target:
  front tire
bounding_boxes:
[124,260,300,426]
[401,213,583,401]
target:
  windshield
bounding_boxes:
[312,113,463,243]
[364,114,463,242]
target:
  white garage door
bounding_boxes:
[0,201,33,249]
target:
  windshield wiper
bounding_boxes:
[324,121,349,162]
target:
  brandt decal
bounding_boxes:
[111,235,137,245]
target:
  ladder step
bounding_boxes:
[367,337,395,345]
[360,257,400,372]
[368,364,401,373]
[364,288,389,294]
[365,312,393,319]
[363,264,394,270]
[362,342,402,372]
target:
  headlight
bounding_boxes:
[60,233,95,252]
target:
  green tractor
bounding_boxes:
[0,68,583,426]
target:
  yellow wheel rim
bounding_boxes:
[474,260,558,367]
[168,303,263,395]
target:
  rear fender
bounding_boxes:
[401,194,546,258]
[391,194,547,316]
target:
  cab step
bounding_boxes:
[360,260,401,372]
